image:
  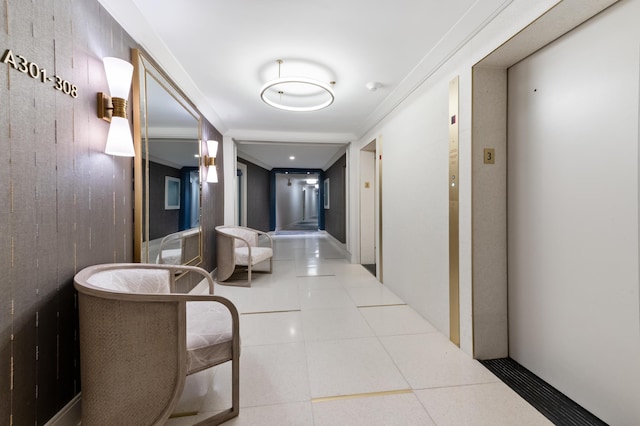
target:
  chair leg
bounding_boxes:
[268,257,273,274]
[247,263,252,285]
[231,350,240,417]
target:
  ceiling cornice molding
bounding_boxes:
[227,129,355,145]
[98,0,228,134]
[355,0,518,139]
[322,144,349,171]
[236,152,272,171]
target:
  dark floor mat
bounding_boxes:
[480,358,607,425]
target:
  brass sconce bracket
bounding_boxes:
[97,93,128,123]
[203,155,216,167]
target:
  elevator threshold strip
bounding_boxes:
[480,358,607,426]
[311,389,413,404]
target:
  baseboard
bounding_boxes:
[44,393,82,426]
[323,231,351,258]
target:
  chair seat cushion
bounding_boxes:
[234,247,273,266]
[156,248,182,265]
[186,301,233,372]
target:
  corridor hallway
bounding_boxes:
[168,233,549,425]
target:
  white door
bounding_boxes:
[507,2,640,424]
[360,141,376,267]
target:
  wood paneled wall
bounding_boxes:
[238,158,271,232]
[0,1,137,423]
[200,123,224,272]
[324,154,347,243]
[0,1,225,424]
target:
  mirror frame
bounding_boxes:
[131,48,203,267]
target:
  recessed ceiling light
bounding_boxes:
[289,156,295,160]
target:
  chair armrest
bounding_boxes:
[75,263,216,295]
[254,230,273,248]
[74,284,239,339]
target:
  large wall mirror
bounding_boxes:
[132,48,202,267]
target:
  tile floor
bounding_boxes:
[167,233,551,425]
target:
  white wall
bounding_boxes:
[507,2,640,424]
[275,174,304,229]
[380,82,452,334]
[303,185,318,219]
[350,0,566,350]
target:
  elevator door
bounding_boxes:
[506,2,640,424]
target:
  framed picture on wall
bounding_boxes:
[165,176,181,210]
[324,178,330,209]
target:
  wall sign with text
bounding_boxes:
[2,49,78,98]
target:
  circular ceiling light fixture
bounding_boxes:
[260,59,335,112]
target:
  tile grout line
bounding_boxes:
[311,388,414,404]
[241,309,301,316]
[358,303,408,309]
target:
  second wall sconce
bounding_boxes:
[204,140,218,183]
[98,57,135,157]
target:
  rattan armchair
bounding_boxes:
[74,263,239,425]
[215,226,273,286]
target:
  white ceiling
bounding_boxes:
[101,0,516,169]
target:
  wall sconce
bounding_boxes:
[204,140,218,183]
[97,57,134,157]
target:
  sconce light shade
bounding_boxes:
[103,57,134,98]
[99,57,134,157]
[205,140,219,183]
[105,116,135,157]
[207,169,218,183]
[207,140,219,158]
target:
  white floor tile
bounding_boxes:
[241,286,300,313]
[330,263,375,277]
[338,273,382,289]
[313,392,435,426]
[302,307,373,341]
[297,275,344,291]
[204,343,311,410]
[224,401,314,426]
[170,235,553,425]
[345,285,405,307]
[296,265,338,277]
[380,333,499,389]
[306,337,409,398]
[299,287,356,310]
[360,305,438,336]
[240,343,310,407]
[415,382,553,426]
[240,311,303,346]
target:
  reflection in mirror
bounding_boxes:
[132,48,202,267]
